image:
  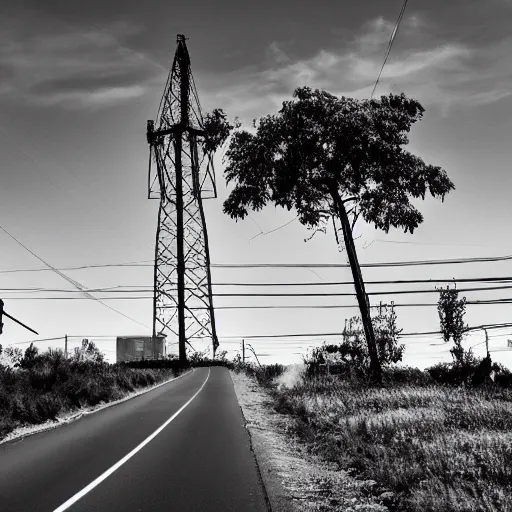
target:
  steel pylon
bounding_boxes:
[146,34,219,363]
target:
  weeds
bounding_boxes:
[256,365,512,512]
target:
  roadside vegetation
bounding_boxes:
[0,340,183,441]
[257,365,512,512]
[231,295,512,512]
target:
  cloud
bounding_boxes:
[0,15,164,109]
[202,14,512,122]
[35,85,148,109]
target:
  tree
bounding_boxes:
[437,285,469,364]
[20,342,39,369]
[0,346,23,368]
[222,86,454,383]
[72,339,104,363]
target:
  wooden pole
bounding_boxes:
[242,339,245,363]
[65,334,68,359]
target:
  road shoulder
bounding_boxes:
[230,370,388,512]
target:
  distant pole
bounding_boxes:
[379,300,382,316]
[0,299,4,335]
[65,334,68,359]
[484,328,489,358]
[242,339,245,363]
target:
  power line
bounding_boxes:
[212,254,512,268]
[371,0,408,98]
[3,252,512,275]
[208,277,512,286]
[209,301,512,309]
[372,238,510,249]
[211,284,512,297]
[0,224,149,329]
[4,297,512,308]
[0,288,154,294]
[6,275,512,292]
[0,296,152,300]
[7,336,66,345]
[0,261,152,275]
[207,321,512,341]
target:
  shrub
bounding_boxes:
[382,366,434,387]
[0,350,180,441]
[20,343,39,369]
[261,363,512,512]
[427,354,509,388]
[304,304,404,378]
[72,339,105,363]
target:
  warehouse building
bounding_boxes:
[116,335,166,362]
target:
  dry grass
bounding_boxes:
[269,370,512,512]
[231,369,388,511]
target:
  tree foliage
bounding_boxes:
[72,339,104,363]
[0,345,23,368]
[436,285,469,364]
[202,109,238,153]
[223,86,454,234]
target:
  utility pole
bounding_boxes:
[0,299,3,335]
[484,328,489,358]
[242,339,245,363]
[0,299,38,336]
[64,334,68,359]
[146,35,220,366]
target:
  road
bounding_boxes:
[0,367,270,511]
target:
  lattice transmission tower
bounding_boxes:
[146,34,219,364]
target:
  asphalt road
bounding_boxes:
[0,367,270,511]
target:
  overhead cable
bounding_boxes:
[370,0,409,98]
[0,224,149,328]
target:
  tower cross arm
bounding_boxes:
[151,124,207,140]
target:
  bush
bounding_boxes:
[303,304,404,378]
[247,363,286,387]
[0,350,180,441]
[260,362,512,512]
[427,355,509,388]
[382,366,434,387]
[20,343,39,370]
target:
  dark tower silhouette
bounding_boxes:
[146,35,219,364]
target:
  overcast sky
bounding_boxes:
[2,0,512,368]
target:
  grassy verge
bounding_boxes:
[0,350,183,441]
[252,365,512,512]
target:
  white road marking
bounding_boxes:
[53,368,210,512]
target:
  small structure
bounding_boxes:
[116,336,166,363]
[508,339,512,348]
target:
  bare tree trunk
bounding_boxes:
[330,186,382,384]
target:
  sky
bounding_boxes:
[2,0,512,368]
